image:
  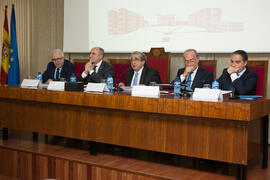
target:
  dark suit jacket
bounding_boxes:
[175,66,213,90]
[125,65,162,86]
[77,61,114,83]
[218,67,257,95]
[42,60,75,83]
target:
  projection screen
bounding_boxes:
[64,0,270,53]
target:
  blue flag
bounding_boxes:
[8,5,20,85]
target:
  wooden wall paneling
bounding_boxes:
[34,155,49,179]
[0,148,18,178]
[55,159,69,180]
[72,162,89,180]
[0,100,8,128]
[91,166,160,180]
[18,151,33,180]
[248,118,263,160]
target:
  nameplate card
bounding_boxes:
[192,88,222,102]
[85,83,105,92]
[21,79,40,87]
[131,86,160,98]
[47,81,65,91]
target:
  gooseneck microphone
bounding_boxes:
[115,69,128,91]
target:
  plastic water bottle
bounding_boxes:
[37,72,42,84]
[212,79,219,89]
[107,75,114,93]
[174,77,181,95]
[70,73,76,82]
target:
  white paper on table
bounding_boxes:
[85,83,106,92]
[131,86,160,98]
[192,88,222,101]
[47,81,65,91]
[21,79,40,87]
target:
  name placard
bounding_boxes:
[192,88,222,101]
[131,86,160,98]
[85,83,105,92]
[47,81,65,91]
[21,79,40,87]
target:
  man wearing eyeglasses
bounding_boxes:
[119,51,162,87]
[42,49,75,83]
[77,47,114,83]
[174,49,213,90]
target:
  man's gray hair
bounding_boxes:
[183,49,199,58]
[51,49,64,57]
[130,51,147,62]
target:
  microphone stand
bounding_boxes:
[114,69,127,91]
[181,84,193,97]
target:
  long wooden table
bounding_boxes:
[0,85,269,180]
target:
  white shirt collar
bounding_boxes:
[131,66,144,86]
[230,67,246,82]
[237,67,246,77]
[135,66,144,75]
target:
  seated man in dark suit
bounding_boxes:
[42,49,75,83]
[174,49,213,90]
[218,50,257,95]
[119,51,162,86]
[77,47,114,83]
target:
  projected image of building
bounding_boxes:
[108,8,149,35]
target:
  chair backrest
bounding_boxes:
[108,58,130,86]
[199,60,217,78]
[247,60,268,96]
[72,59,88,78]
[145,47,171,84]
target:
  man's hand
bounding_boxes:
[227,66,239,74]
[183,66,195,77]
[84,62,94,74]
[119,82,125,87]
[46,79,53,83]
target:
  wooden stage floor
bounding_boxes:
[0,130,270,180]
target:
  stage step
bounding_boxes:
[0,131,268,180]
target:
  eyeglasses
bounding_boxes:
[52,57,64,61]
[184,58,197,63]
[131,57,141,61]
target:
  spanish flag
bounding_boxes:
[1,6,9,85]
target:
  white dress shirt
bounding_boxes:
[230,68,246,82]
[131,66,144,87]
[180,66,199,87]
[81,60,103,78]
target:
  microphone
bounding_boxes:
[114,68,128,91]
[181,79,206,89]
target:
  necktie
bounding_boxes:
[186,72,193,89]
[94,65,97,73]
[133,72,139,86]
[56,68,60,80]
